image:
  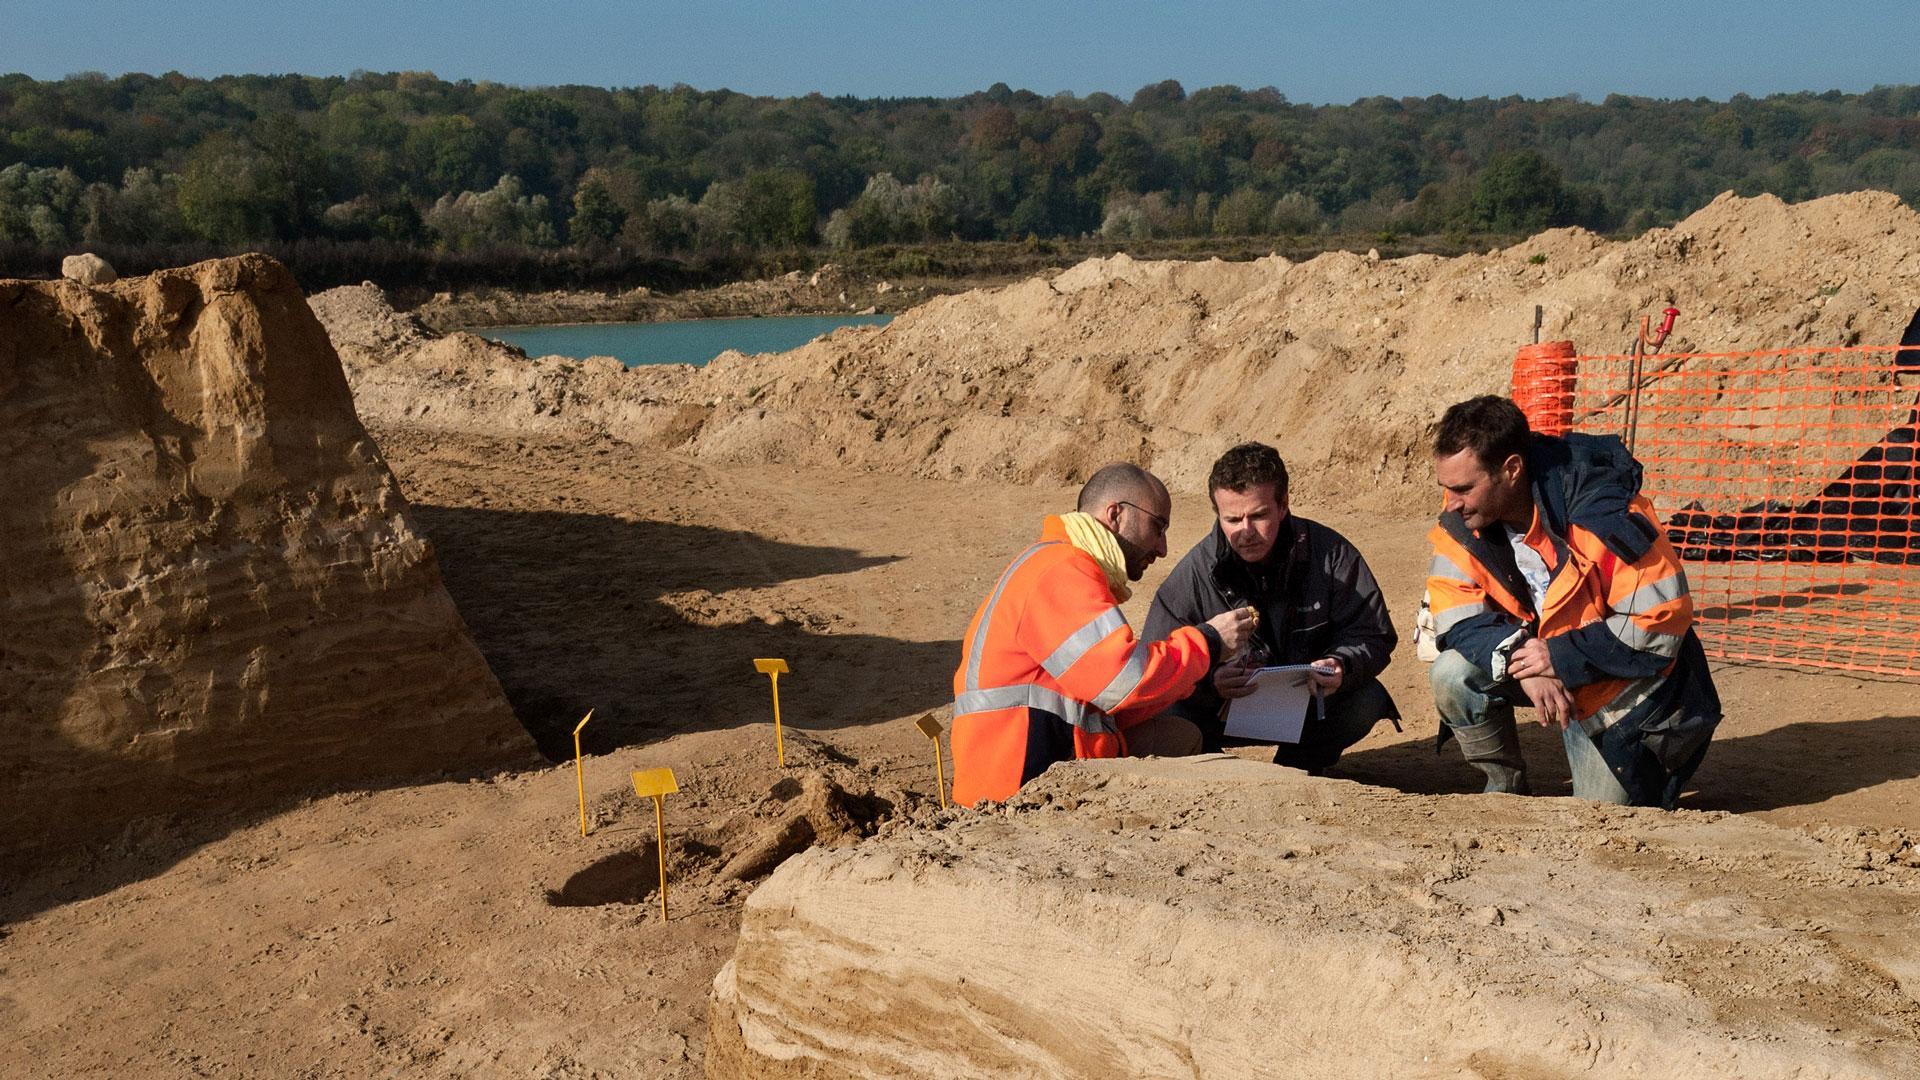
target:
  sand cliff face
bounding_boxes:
[0,255,527,862]
[316,191,1920,512]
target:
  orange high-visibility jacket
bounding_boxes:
[951,516,1217,806]
[1427,493,1694,733]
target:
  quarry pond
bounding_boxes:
[482,312,894,367]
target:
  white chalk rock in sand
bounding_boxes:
[61,252,117,284]
[709,756,1920,1079]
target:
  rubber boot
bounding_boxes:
[1451,718,1530,795]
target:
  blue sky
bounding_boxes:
[4,1,1913,103]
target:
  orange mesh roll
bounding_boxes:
[1512,340,1578,435]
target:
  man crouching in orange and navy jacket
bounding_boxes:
[951,463,1258,806]
[1428,396,1721,809]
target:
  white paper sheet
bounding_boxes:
[1222,664,1322,743]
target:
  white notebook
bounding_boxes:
[1222,664,1324,744]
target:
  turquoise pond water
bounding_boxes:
[481,313,894,368]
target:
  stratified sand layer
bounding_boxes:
[709,756,1920,1079]
[0,255,528,865]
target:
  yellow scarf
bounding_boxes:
[1059,511,1131,602]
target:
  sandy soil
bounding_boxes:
[5,421,1917,1077]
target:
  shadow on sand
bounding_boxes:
[1331,712,1920,815]
[413,504,960,760]
[4,504,957,923]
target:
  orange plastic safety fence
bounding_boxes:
[1516,343,1920,678]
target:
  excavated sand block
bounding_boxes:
[709,756,1920,1079]
[0,256,528,864]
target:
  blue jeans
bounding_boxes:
[1429,650,1630,804]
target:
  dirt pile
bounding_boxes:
[552,732,911,914]
[0,255,528,866]
[709,755,1920,1079]
[313,192,1920,512]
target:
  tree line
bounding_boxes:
[2,71,1917,288]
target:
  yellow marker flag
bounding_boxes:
[915,714,948,809]
[573,710,594,837]
[753,658,790,767]
[631,767,679,921]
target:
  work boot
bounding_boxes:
[1451,717,1530,795]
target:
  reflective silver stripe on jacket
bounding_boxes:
[1041,605,1126,679]
[1605,613,1684,658]
[1433,600,1490,635]
[953,682,1118,735]
[963,541,1059,692]
[1612,574,1686,616]
[1428,553,1476,584]
[1090,640,1149,713]
[1580,674,1664,736]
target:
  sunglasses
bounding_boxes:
[1118,500,1170,535]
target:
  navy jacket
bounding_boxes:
[1435,432,1722,807]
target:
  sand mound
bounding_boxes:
[0,255,528,866]
[708,755,1920,1079]
[315,192,1920,511]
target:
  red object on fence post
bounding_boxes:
[1511,340,1579,435]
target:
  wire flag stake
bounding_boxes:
[753,658,790,766]
[573,709,594,837]
[914,714,948,809]
[631,767,679,921]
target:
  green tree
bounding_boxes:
[1212,185,1272,236]
[177,135,287,243]
[81,167,184,244]
[406,115,496,195]
[822,172,960,248]
[624,194,699,253]
[0,163,84,243]
[423,174,557,249]
[1130,80,1187,109]
[1267,190,1324,234]
[735,169,816,246]
[1471,151,1568,232]
[569,175,626,244]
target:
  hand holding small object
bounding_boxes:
[1205,606,1259,656]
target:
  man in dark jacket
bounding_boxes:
[1428,395,1720,808]
[1144,442,1400,772]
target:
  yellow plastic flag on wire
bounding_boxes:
[915,714,948,809]
[753,658,790,766]
[631,767,679,921]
